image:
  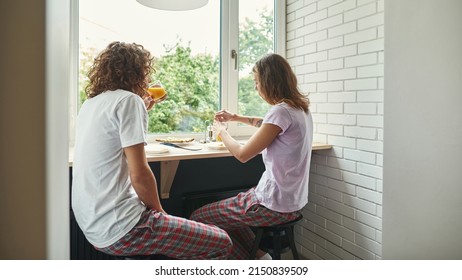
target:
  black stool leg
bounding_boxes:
[250,228,264,260]
[272,231,282,260]
[250,215,303,260]
[287,225,299,260]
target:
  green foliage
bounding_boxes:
[238,8,274,69]
[238,8,273,117]
[148,42,219,133]
[78,47,98,108]
[239,77,269,117]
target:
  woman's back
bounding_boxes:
[254,102,313,213]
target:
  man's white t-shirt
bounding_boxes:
[72,90,147,248]
[254,102,313,213]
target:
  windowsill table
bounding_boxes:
[69,142,332,199]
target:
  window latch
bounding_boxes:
[231,49,237,70]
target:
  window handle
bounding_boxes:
[231,49,237,70]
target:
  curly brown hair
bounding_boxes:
[85,41,154,98]
[253,53,309,113]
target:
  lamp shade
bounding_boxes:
[136,0,209,11]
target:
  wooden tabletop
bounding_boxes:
[68,142,332,165]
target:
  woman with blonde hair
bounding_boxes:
[190,53,313,259]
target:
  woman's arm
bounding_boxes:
[215,110,263,127]
[123,143,166,214]
[216,122,281,163]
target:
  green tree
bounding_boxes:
[149,42,219,133]
[239,8,274,68]
[238,8,273,117]
[78,47,98,108]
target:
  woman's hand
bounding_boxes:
[215,110,236,122]
[212,120,227,137]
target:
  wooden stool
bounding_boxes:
[250,215,303,260]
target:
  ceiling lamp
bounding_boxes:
[136,0,209,11]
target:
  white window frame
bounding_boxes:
[69,0,286,145]
[69,0,79,148]
[223,0,286,137]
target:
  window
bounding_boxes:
[73,0,285,143]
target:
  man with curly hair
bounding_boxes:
[72,42,231,259]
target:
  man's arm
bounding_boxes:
[123,143,165,213]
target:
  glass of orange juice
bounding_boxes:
[147,82,167,103]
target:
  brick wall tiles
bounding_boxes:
[325,177,357,194]
[328,91,356,102]
[326,220,355,241]
[326,241,357,259]
[315,245,342,259]
[318,58,344,71]
[328,0,356,17]
[288,0,384,259]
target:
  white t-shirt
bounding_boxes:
[72,90,148,248]
[254,102,313,213]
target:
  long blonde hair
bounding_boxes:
[253,53,309,112]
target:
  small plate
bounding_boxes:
[207,142,228,150]
[145,145,170,154]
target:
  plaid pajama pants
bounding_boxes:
[189,188,301,260]
[95,209,232,260]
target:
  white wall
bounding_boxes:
[45,0,71,259]
[0,0,71,260]
[288,0,462,260]
[287,0,384,259]
[382,0,462,259]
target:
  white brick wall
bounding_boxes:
[287,0,384,259]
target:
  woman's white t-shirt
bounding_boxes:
[72,90,147,248]
[254,102,313,213]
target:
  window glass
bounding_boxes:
[79,0,220,134]
[238,0,274,118]
[78,0,280,138]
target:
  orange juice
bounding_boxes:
[147,87,167,102]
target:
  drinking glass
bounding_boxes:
[147,82,168,103]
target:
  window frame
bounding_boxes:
[223,0,286,137]
[69,0,286,146]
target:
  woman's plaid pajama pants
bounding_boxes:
[190,188,300,259]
